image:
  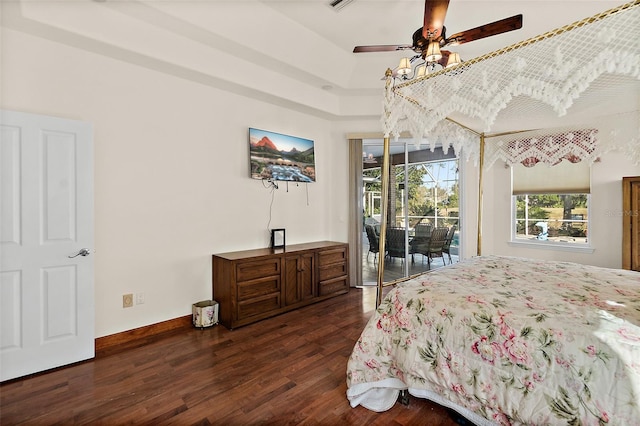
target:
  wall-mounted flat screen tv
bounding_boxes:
[249,127,316,182]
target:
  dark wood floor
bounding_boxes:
[0,287,463,425]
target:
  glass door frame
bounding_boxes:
[359,139,461,285]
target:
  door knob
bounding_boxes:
[69,248,91,258]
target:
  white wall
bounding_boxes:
[459,153,481,260]
[1,28,363,337]
[481,113,640,268]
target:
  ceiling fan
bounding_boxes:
[354,0,522,72]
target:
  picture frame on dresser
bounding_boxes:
[271,228,285,249]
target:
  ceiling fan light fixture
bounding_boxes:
[415,64,428,78]
[397,57,412,75]
[446,52,461,68]
[424,41,442,62]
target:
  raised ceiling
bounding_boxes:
[2,0,634,121]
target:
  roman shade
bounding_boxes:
[512,160,591,195]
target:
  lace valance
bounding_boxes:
[485,128,598,168]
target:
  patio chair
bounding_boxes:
[386,227,407,264]
[410,223,432,264]
[365,225,380,261]
[425,227,449,269]
[442,225,457,264]
[414,223,433,238]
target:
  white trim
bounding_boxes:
[508,240,595,253]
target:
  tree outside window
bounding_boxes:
[515,194,588,242]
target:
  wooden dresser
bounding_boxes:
[212,241,349,329]
[623,176,640,271]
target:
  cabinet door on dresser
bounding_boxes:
[284,252,315,306]
[316,244,349,296]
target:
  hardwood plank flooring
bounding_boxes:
[1,287,463,425]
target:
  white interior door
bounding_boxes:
[1,110,94,381]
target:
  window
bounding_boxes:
[403,161,459,230]
[363,159,459,230]
[511,161,590,247]
[514,194,588,243]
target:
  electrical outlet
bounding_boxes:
[123,293,133,308]
[136,292,145,305]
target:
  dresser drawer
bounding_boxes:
[317,246,347,266]
[318,261,347,281]
[238,293,281,320]
[236,258,280,282]
[237,276,281,301]
[318,276,348,296]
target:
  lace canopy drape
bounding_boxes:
[381,1,640,165]
[374,1,639,283]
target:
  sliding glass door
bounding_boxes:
[361,139,460,285]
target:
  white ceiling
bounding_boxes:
[2,0,635,121]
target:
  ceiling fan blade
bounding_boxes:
[353,44,413,53]
[444,14,523,46]
[422,0,450,40]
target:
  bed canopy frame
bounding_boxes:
[374,0,640,305]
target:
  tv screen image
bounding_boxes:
[249,128,316,182]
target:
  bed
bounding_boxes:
[346,255,640,425]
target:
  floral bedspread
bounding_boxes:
[346,255,640,425]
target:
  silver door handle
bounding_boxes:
[69,248,91,258]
